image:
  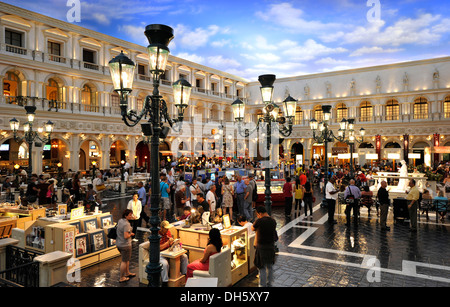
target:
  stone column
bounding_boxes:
[34,251,73,287]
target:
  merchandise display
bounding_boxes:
[255,179,286,205]
[174,224,248,285]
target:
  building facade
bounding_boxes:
[0,2,449,176]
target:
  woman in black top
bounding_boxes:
[303,181,314,218]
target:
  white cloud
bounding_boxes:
[255,2,344,34]
[282,39,348,62]
[350,46,403,57]
[207,55,241,68]
[173,24,221,50]
[119,24,148,46]
[211,39,231,48]
[175,52,205,64]
[315,57,349,65]
[325,13,449,47]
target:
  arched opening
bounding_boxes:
[80,140,101,171]
[291,142,304,165]
[110,140,128,168]
[135,141,150,172]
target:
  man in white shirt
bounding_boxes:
[325,177,339,225]
[189,178,201,207]
[206,184,217,216]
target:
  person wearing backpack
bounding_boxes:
[344,179,361,227]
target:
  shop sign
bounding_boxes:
[434,146,450,153]
[332,147,348,155]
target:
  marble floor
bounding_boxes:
[68,188,450,288]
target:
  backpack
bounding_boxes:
[345,186,355,204]
[107,225,117,239]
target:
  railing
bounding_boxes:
[0,245,42,287]
[48,54,66,63]
[5,44,27,55]
[83,62,99,71]
[138,74,151,82]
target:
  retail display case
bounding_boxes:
[255,179,286,205]
[174,224,248,285]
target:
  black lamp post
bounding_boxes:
[109,24,191,287]
[9,105,54,184]
[309,105,348,206]
[232,74,297,215]
[342,118,365,178]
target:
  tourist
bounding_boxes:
[344,179,361,227]
[434,190,448,222]
[377,181,390,231]
[303,181,314,219]
[189,178,201,208]
[186,228,223,279]
[252,206,277,287]
[325,177,339,225]
[160,174,171,221]
[127,193,142,241]
[238,215,254,236]
[234,175,247,217]
[116,209,135,283]
[243,178,254,222]
[92,173,104,206]
[283,177,293,217]
[293,177,305,218]
[360,185,374,217]
[406,179,420,232]
[221,177,234,221]
[420,189,433,220]
[175,185,190,217]
[206,184,217,219]
[158,220,188,286]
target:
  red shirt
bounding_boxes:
[159,229,172,250]
[283,182,293,197]
[299,174,307,185]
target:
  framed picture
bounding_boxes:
[58,204,68,216]
[70,221,81,235]
[100,215,113,228]
[70,206,84,220]
[83,218,98,232]
[88,229,106,252]
[223,214,231,229]
[75,233,89,257]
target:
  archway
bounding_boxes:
[291,142,304,165]
[42,138,68,172]
[135,141,150,172]
[79,139,101,171]
[110,140,128,168]
[412,141,430,167]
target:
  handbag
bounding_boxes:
[345,186,355,204]
[96,184,106,191]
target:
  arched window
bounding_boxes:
[443,95,450,118]
[47,78,62,101]
[81,84,97,111]
[335,103,347,121]
[3,71,20,97]
[360,101,373,122]
[413,97,428,119]
[385,99,399,121]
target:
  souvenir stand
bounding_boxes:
[172,215,248,285]
[11,206,119,269]
[0,202,46,238]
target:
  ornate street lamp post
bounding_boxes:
[109,24,191,287]
[342,118,365,178]
[10,105,54,184]
[309,105,348,206]
[232,74,297,215]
